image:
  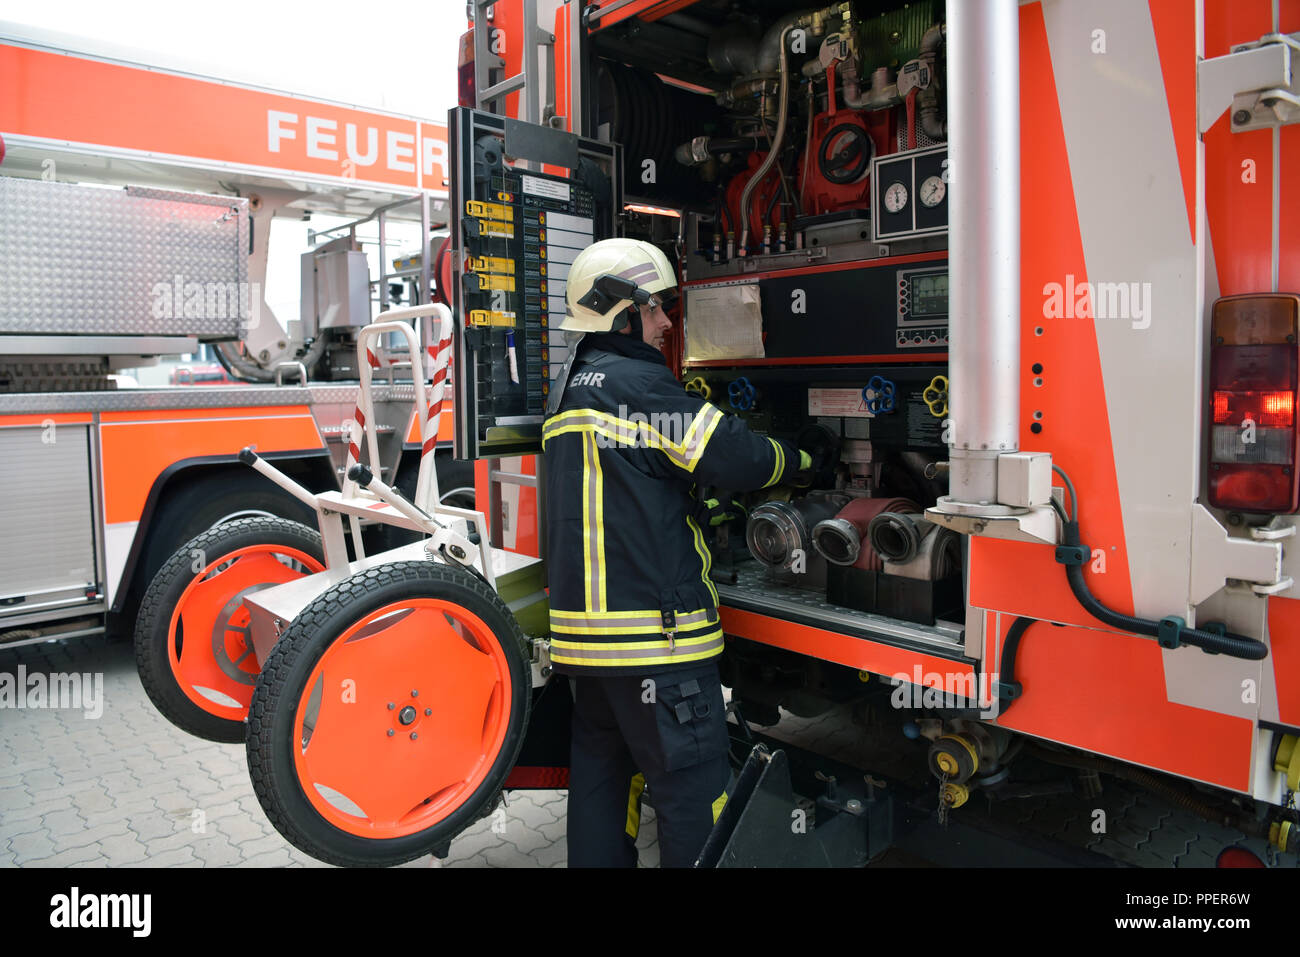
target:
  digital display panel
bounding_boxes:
[911,273,948,317]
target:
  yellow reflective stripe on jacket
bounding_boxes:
[580,431,606,612]
[549,630,725,667]
[542,406,725,474]
[544,413,642,448]
[550,631,722,652]
[685,514,719,606]
[682,403,725,462]
[550,607,715,635]
[762,436,786,488]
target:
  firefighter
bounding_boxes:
[542,237,809,867]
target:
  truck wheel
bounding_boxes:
[134,517,325,743]
[246,560,531,867]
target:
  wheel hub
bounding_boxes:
[211,584,277,685]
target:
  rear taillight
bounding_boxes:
[458,28,476,107]
[1208,294,1300,513]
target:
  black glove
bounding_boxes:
[694,487,747,527]
[789,449,815,488]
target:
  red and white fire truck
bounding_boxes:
[435,0,1300,864]
[14,0,1300,867]
[0,27,470,654]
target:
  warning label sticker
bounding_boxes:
[808,388,873,419]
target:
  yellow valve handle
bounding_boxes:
[685,376,712,400]
[923,375,949,418]
[1275,734,1299,790]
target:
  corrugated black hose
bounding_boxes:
[1057,518,1266,660]
[997,469,1268,710]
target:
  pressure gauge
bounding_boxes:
[919,175,946,208]
[884,181,909,214]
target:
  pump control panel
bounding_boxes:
[450,107,621,458]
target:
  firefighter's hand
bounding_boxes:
[790,449,814,488]
[701,495,747,527]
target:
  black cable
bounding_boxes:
[1052,464,1078,521]
[995,616,1035,705]
[1058,519,1266,659]
[1045,465,1265,660]
[717,189,734,236]
[1000,472,1267,714]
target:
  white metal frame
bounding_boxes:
[243,304,497,588]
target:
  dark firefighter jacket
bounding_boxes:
[542,332,801,676]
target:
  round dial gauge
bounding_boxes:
[919,175,946,207]
[883,182,909,214]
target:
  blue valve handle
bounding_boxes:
[862,375,897,415]
[728,376,757,411]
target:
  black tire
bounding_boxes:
[134,517,325,743]
[246,560,532,867]
[128,469,320,624]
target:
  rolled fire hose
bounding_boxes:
[810,497,919,571]
[746,495,848,569]
[868,510,934,564]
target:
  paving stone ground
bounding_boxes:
[1,634,1294,868]
[0,634,659,868]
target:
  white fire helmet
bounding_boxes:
[561,238,677,333]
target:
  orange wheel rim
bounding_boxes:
[167,544,323,720]
[291,599,513,839]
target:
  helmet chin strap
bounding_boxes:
[625,304,643,340]
[611,304,642,340]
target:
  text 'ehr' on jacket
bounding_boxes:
[541,340,801,676]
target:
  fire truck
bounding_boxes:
[435,0,1300,866]
[0,27,475,665]
[39,0,1300,867]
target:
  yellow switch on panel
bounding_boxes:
[469,310,518,328]
[466,200,512,220]
[471,256,515,273]
[468,273,516,292]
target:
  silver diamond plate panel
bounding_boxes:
[0,177,249,338]
[0,424,96,601]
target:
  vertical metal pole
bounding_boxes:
[568,0,583,134]
[522,0,540,124]
[945,0,1021,506]
[378,209,389,310]
[489,458,505,549]
[419,193,432,306]
[474,1,490,110]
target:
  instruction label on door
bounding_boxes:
[808,388,874,419]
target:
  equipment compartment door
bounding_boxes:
[0,424,99,617]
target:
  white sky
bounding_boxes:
[1,0,467,120]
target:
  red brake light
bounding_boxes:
[1263,391,1294,423]
[1212,391,1229,423]
[458,29,476,108]
[1207,295,1300,513]
[1212,390,1295,427]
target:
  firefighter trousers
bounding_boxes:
[566,661,731,868]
